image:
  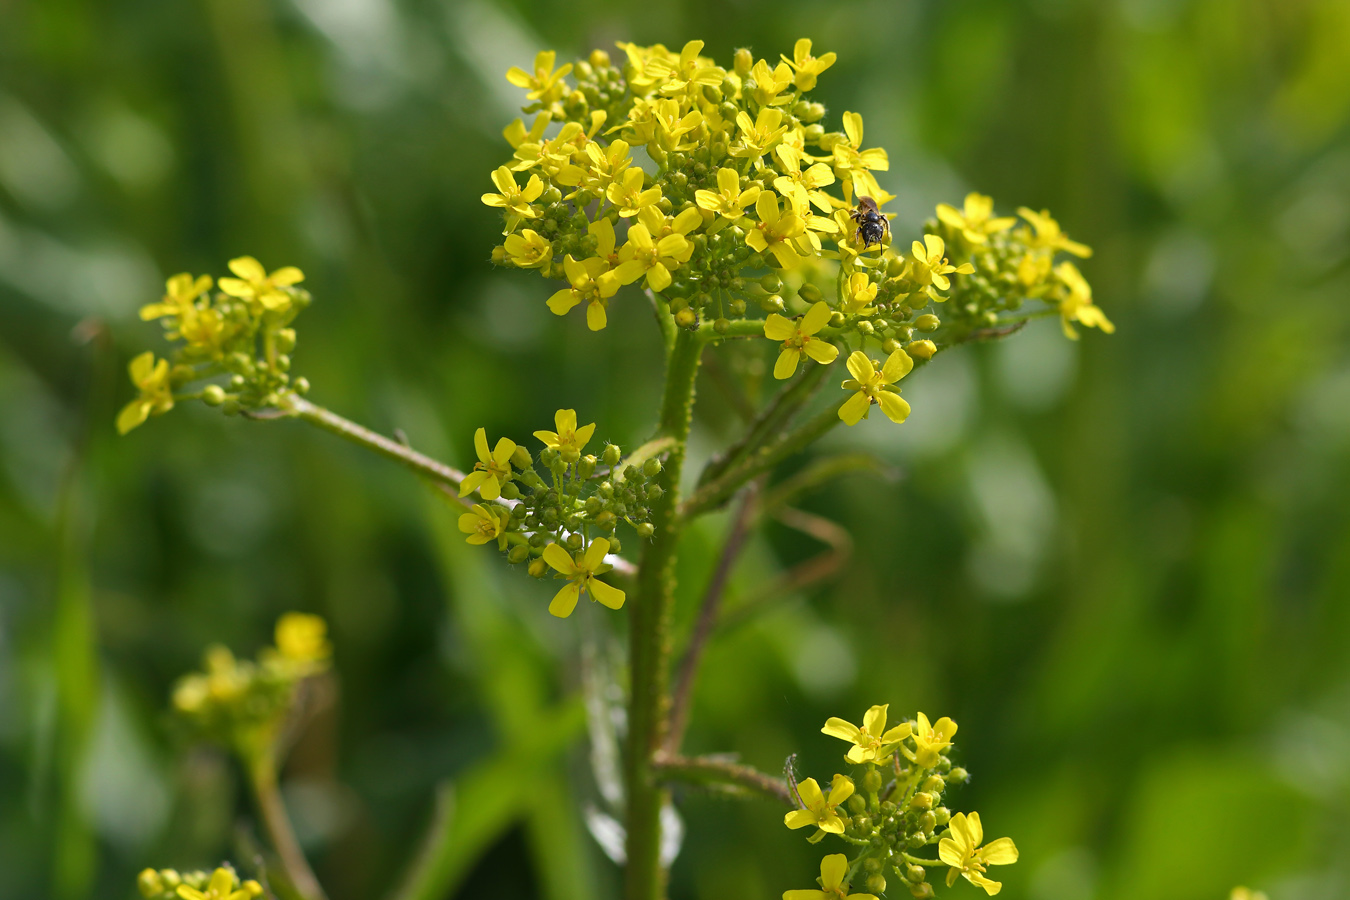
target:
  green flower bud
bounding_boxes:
[527,558,548,578]
[933,806,951,826]
[915,313,941,332]
[760,293,786,313]
[760,273,783,293]
[864,858,883,873]
[910,880,934,899]
[907,339,936,360]
[829,310,845,327]
[539,447,558,468]
[594,510,616,529]
[202,384,227,406]
[857,320,875,335]
[160,871,181,889]
[847,794,867,814]
[799,283,824,304]
[919,810,937,833]
[565,532,583,551]
[276,327,297,353]
[501,482,521,500]
[293,376,311,394]
[137,869,163,898]
[861,768,884,793]
[636,522,655,538]
[607,537,622,554]
[922,774,945,793]
[905,865,925,884]
[947,767,969,784]
[733,47,753,75]
[507,545,529,564]
[853,815,872,832]
[866,874,887,895]
[641,457,662,477]
[674,308,698,328]
[883,338,903,354]
[512,446,533,469]
[602,444,622,467]
[909,791,934,810]
[908,831,928,848]
[577,454,597,479]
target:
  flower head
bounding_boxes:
[1054,261,1114,340]
[505,50,573,105]
[606,167,663,218]
[783,853,877,900]
[482,166,545,233]
[547,254,621,330]
[541,537,625,617]
[117,352,175,435]
[831,112,889,200]
[140,273,212,322]
[173,867,262,900]
[763,301,838,379]
[939,812,1018,896]
[459,428,516,500]
[821,703,912,764]
[782,39,837,92]
[838,349,913,426]
[785,774,854,834]
[275,612,331,663]
[1018,207,1092,257]
[533,408,596,461]
[502,229,553,269]
[613,216,696,292]
[909,234,975,301]
[732,107,789,164]
[746,191,806,268]
[908,711,958,767]
[459,503,510,549]
[217,256,303,313]
[936,193,1017,245]
[695,167,762,223]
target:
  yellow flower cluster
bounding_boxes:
[484,40,1112,433]
[137,866,262,900]
[119,257,312,434]
[784,703,1018,898]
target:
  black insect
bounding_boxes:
[850,195,890,249]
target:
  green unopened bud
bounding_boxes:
[505,445,529,469]
[636,522,655,538]
[565,533,583,551]
[602,444,622,467]
[934,806,951,826]
[829,310,845,327]
[908,831,928,847]
[847,794,866,814]
[674,307,698,328]
[760,293,786,313]
[919,810,937,833]
[507,545,529,564]
[798,282,824,304]
[159,871,181,889]
[947,767,969,784]
[527,558,548,578]
[906,865,926,884]
[915,313,941,332]
[275,354,291,372]
[641,457,662,477]
[607,537,621,554]
[733,47,753,75]
[539,447,558,468]
[922,774,945,793]
[861,768,884,793]
[500,482,521,500]
[936,755,953,773]
[202,384,227,406]
[907,339,936,360]
[577,454,597,479]
[590,48,610,68]
[910,880,934,899]
[714,317,730,333]
[293,376,311,394]
[137,869,162,898]
[276,327,297,353]
[882,338,903,354]
[857,320,874,335]
[909,791,934,810]
[866,874,887,894]
[760,273,783,293]
[594,510,616,529]
[853,815,872,832]
[864,858,883,873]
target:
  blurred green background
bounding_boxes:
[3,0,1349,898]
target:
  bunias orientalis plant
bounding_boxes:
[123,38,1111,900]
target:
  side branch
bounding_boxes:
[651,753,793,805]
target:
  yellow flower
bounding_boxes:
[481,166,545,232]
[938,812,1018,896]
[1054,261,1114,340]
[533,408,596,461]
[749,58,796,107]
[732,107,789,164]
[503,112,550,150]
[605,167,663,218]
[1017,207,1092,257]
[541,537,625,617]
[651,99,703,153]
[458,427,515,500]
[908,711,958,767]
[746,191,806,268]
[785,774,854,834]
[839,350,913,426]
[176,306,230,356]
[505,50,573,105]
[783,853,877,900]
[936,193,1017,245]
[652,40,725,97]
[217,256,304,312]
[909,234,975,301]
[174,868,262,900]
[1016,252,1052,289]
[140,273,212,321]
[509,120,585,185]
[772,144,836,212]
[842,272,878,315]
[831,112,889,199]
[695,167,762,223]
[502,229,553,269]
[1230,889,1269,900]
[275,613,330,663]
[581,138,633,196]
[822,703,912,764]
[763,301,838,379]
[117,352,174,435]
[613,219,694,292]
[781,38,837,91]
[458,503,510,549]
[547,254,621,331]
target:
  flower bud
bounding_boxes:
[202,384,227,406]
[733,48,753,75]
[905,865,925,884]
[861,768,884,793]
[803,123,825,143]
[159,871,181,888]
[853,815,872,832]
[641,457,662,477]
[919,810,937,833]
[674,308,698,328]
[829,311,845,327]
[847,794,867,814]
[276,327,297,353]
[242,882,264,899]
[907,339,936,360]
[564,533,583,551]
[600,444,621,468]
[947,767,969,784]
[501,482,521,500]
[798,283,824,304]
[908,831,928,847]
[857,321,874,335]
[527,558,548,578]
[507,545,529,564]
[915,314,940,332]
[934,806,951,826]
[636,522,655,538]
[909,791,934,810]
[760,293,786,313]
[293,376,311,394]
[759,273,783,293]
[910,881,935,899]
[137,869,163,898]
[866,874,887,894]
[594,510,616,529]
[577,454,597,479]
[607,537,622,554]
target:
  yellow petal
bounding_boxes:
[801,301,832,335]
[980,837,1019,865]
[586,299,607,331]
[784,809,818,830]
[763,313,794,341]
[473,427,490,462]
[269,266,304,286]
[573,422,596,447]
[924,233,945,259]
[804,340,838,365]
[492,437,516,465]
[549,582,581,617]
[542,543,576,575]
[796,777,824,808]
[863,704,888,735]
[773,348,801,380]
[819,854,848,891]
[458,470,486,497]
[877,391,910,424]
[881,348,914,383]
[583,537,611,570]
[588,578,625,610]
[938,836,965,868]
[546,288,579,316]
[842,111,863,148]
[845,350,873,383]
[228,256,265,282]
[838,390,870,426]
[116,399,150,435]
[755,190,778,224]
[478,474,502,500]
[820,717,861,742]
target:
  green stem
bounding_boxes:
[249,755,328,900]
[625,328,703,900]
[650,753,792,804]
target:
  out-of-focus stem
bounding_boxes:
[248,755,328,900]
[650,753,793,805]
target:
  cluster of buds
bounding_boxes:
[171,613,330,759]
[783,705,1017,899]
[118,258,312,434]
[137,866,262,900]
[455,410,661,617]
[484,40,1113,428]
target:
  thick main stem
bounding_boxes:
[625,329,703,900]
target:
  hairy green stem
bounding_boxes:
[249,755,328,900]
[625,328,703,900]
[650,753,793,805]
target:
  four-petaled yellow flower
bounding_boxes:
[547,254,621,330]
[839,350,913,426]
[458,503,510,549]
[938,812,1018,896]
[482,166,545,233]
[832,112,889,200]
[781,38,837,91]
[908,711,958,767]
[614,221,694,292]
[732,107,790,163]
[275,612,331,663]
[541,537,625,617]
[746,191,806,268]
[822,704,912,764]
[175,868,263,900]
[502,229,553,269]
[117,352,175,435]
[505,50,573,105]
[695,167,762,223]
[1054,261,1114,340]
[937,193,1017,245]
[749,58,796,107]
[1017,207,1092,258]
[785,774,854,834]
[652,40,724,98]
[141,272,212,321]
[842,271,878,315]
[533,408,596,461]
[459,427,515,500]
[783,853,877,900]
[606,168,663,218]
[909,234,975,301]
[218,256,304,313]
[763,301,838,379]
